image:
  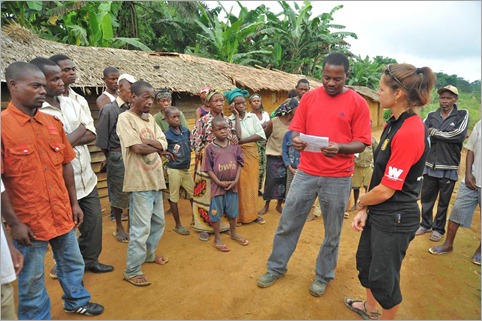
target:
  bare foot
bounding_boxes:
[258,206,269,215]
[276,202,283,213]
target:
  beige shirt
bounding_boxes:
[40,96,97,199]
[266,117,289,156]
[117,111,168,192]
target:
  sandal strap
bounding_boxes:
[363,302,381,319]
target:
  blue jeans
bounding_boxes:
[267,170,351,284]
[15,229,90,320]
[124,190,165,278]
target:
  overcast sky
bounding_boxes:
[208,1,481,82]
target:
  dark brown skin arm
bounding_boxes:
[264,120,273,140]
[207,171,230,190]
[2,222,24,274]
[67,124,87,147]
[226,165,242,190]
[465,150,476,190]
[1,188,35,246]
[96,95,110,110]
[62,162,83,227]
[239,134,263,144]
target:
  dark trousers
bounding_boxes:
[78,186,103,267]
[420,174,456,235]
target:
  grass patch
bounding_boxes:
[383,91,480,131]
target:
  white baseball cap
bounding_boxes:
[117,73,136,84]
[437,85,458,96]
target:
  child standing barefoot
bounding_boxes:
[203,116,248,252]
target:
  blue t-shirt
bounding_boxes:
[282,130,300,168]
[164,125,192,170]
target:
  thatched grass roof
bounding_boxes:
[1,25,323,95]
[1,24,378,102]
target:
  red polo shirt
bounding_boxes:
[2,103,76,241]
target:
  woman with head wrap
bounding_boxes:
[258,97,299,215]
[225,88,267,224]
[190,89,240,241]
[249,94,270,195]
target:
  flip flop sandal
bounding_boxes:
[231,235,249,246]
[112,231,129,243]
[145,255,169,265]
[123,274,151,287]
[212,243,230,252]
[429,231,443,242]
[344,297,380,320]
[428,246,452,255]
[198,232,209,242]
[344,212,350,219]
[472,254,481,266]
[173,227,190,235]
[256,216,266,224]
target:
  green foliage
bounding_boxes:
[188,2,270,64]
[2,0,479,91]
[420,92,481,130]
[1,1,151,51]
[347,55,384,88]
[261,1,357,75]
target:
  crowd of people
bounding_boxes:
[1,51,480,320]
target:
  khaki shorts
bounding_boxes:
[167,167,194,203]
[352,165,373,189]
[1,282,17,320]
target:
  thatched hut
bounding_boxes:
[1,25,382,200]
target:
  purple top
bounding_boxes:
[202,141,244,197]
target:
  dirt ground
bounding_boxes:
[15,129,481,320]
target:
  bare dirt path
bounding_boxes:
[26,127,481,320]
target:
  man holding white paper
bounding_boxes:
[258,52,372,297]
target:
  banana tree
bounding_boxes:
[190,2,270,64]
[262,1,357,75]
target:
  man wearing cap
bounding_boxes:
[416,85,469,242]
[96,73,136,243]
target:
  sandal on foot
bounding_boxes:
[472,254,481,266]
[256,216,266,224]
[428,246,452,255]
[145,255,169,265]
[198,232,209,242]
[344,297,380,320]
[123,274,151,287]
[231,235,249,246]
[415,226,432,236]
[212,243,230,252]
[344,212,350,219]
[429,231,443,242]
[173,227,190,236]
[112,231,129,243]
